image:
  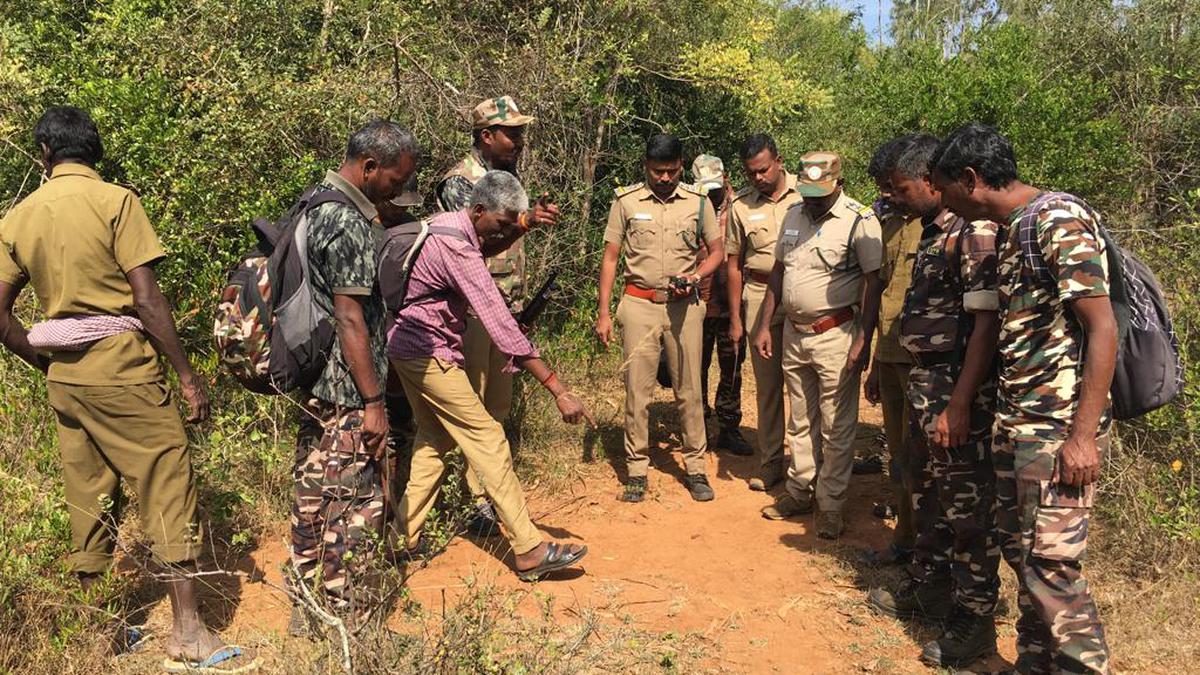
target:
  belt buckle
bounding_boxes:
[653,290,669,303]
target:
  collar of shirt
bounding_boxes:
[430,209,482,250]
[750,171,798,207]
[323,170,380,223]
[805,189,850,227]
[638,182,689,205]
[922,208,957,236]
[49,163,102,181]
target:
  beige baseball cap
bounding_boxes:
[471,96,536,130]
[798,151,842,197]
[389,174,422,207]
[691,154,725,193]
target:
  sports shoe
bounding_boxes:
[684,474,715,501]
[867,578,954,621]
[761,493,814,520]
[816,510,844,539]
[715,428,755,456]
[620,476,647,503]
[921,609,997,668]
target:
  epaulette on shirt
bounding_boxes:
[734,185,755,200]
[678,182,704,196]
[614,182,644,198]
[843,197,873,218]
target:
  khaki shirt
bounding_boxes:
[727,172,803,276]
[0,164,165,384]
[876,210,923,363]
[774,191,883,321]
[604,182,720,290]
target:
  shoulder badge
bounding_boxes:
[614,182,644,198]
[734,186,754,201]
[679,182,704,196]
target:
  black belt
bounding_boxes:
[911,351,957,368]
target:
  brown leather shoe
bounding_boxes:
[748,464,784,491]
[816,511,845,539]
[761,493,814,520]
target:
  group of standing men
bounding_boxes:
[0,99,1114,674]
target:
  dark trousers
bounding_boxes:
[701,316,745,431]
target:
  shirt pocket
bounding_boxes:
[626,214,657,248]
[1032,480,1094,562]
[811,239,851,272]
[743,214,771,252]
[673,213,701,254]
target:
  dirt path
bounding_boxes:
[185,371,1021,674]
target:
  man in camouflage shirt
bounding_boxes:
[866,135,1002,668]
[290,120,418,625]
[932,124,1115,675]
[435,96,560,537]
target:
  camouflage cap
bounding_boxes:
[691,154,725,193]
[471,96,536,130]
[389,173,422,207]
[798,151,842,197]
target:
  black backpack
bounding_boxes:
[213,186,361,394]
[1015,192,1182,419]
[377,218,470,315]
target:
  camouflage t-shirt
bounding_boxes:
[306,178,388,409]
[995,195,1110,443]
[900,210,999,354]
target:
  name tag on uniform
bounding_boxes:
[632,213,653,221]
[784,229,799,236]
[749,214,767,222]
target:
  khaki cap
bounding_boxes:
[798,151,842,197]
[691,154,725,193]
[471,96,536,130]
[389,174,422,207]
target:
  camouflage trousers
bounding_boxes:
[701,316,745,431]
[994,427,1110,674]
[291,399,385,612]
[906,362,1001,617]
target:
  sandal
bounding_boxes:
[516,542,588,582]
[162,645,262,674]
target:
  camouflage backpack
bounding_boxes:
[1016,192,1182,419]
[213,186,357,394]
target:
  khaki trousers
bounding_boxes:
[781,319,862,513]
[392,357,541,555]
[47,380,200,573]
[743,280,787,469]
[877,359,917,549]
[462,314,515,500]
[615,294,708,478]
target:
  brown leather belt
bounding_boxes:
[790,306,855,334]
[624,283,670,304]
[745,270,771,284]
[911,351,957,368]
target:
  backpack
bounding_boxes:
[213,186,360,394]
[377,218,470,315]
[1015,192,1182,420]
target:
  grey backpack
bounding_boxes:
[1016,192,1182,419]
[377,218,470,315]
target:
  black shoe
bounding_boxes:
[715,428,755,456]
[872,502,897,520]
[620,476,647,503]
[859,543,912,566]
[466,501,500,538]
[388,537,437,565]
[852,455,884,475]
[684,474,715,501]
[921,609,997,668]
[867,579,953,621]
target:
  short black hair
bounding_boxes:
[739,133,778,162]
[346,118,421,167]
[34,106,104,166]
[893,134,941,179]
[645,133,683,162]
[931,123,1018,189]
[867,135,916,181]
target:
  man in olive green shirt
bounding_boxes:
[0,107,254,670]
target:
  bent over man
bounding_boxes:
[389,171,590,581]
[0,107,256,671]
[596,134,725,503]
[933,124,1114,674]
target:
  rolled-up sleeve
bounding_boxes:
[448,247,539,371]
[961,220,1000,313]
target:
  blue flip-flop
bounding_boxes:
[162,645,261,673]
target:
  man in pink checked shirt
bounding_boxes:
[388,170,592,581]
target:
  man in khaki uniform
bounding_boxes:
[595,133,725,503]
[753,151,884,539]
[863,136,924,564]
[435,95,559,536]
[726,133,804,491]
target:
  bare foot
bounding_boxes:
[165,623,226,663]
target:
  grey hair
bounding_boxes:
[470,171,529,213]
[893,133,941,179]
[346,118,422,166]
